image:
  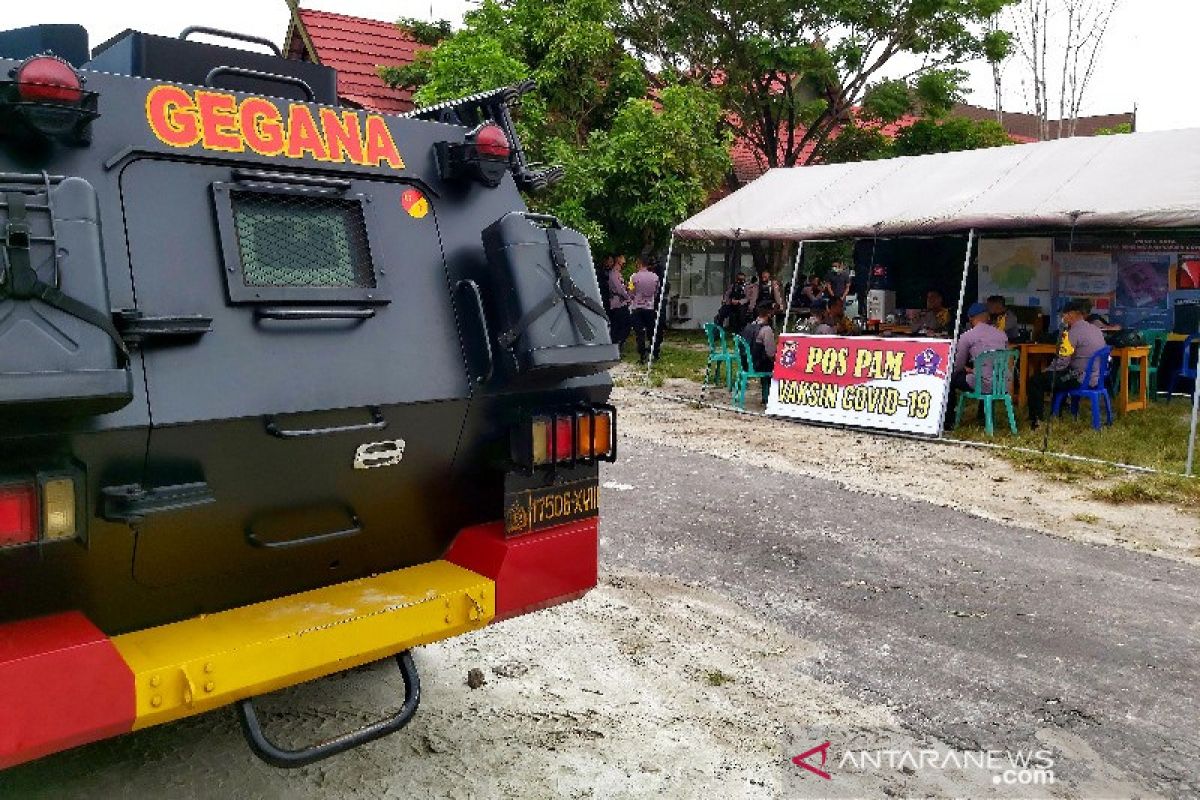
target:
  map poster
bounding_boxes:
[977,238,1053,308]
[766,334,952,436]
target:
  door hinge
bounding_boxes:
[100,482,215,524]
[114,309,212,347]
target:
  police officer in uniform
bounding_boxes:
[1026,300,1108,428]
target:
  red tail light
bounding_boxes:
[473,124,510,159]
[14,56,83,104]
[0,483,38,547]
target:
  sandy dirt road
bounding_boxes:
[3,413,1194,798]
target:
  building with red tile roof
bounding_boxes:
[284,8,428,114]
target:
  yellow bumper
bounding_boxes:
[112,561,494,730]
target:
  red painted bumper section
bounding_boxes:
[0,516,597,768]
[0,611,135,769]
[444,517,599,621]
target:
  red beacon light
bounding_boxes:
[2,54,99,143]
[435,122,513,188]
[14,55,84,104]
[473,124,510,159]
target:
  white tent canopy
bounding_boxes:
[674,128,1200,241]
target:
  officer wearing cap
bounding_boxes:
[945,301,1009,430]
[1026,300,1108,428]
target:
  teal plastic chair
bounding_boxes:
[702,322,737,390]
[1130,330,1169,400]
[954,348,1019,436]
[731,334,772,409]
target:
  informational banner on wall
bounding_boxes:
[766,334,953,436]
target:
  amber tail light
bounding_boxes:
[515,405,616,470]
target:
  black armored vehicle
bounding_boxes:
[0,23,616,768]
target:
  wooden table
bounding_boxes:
[1110,345,1150,414]
[1014,343,1057,409]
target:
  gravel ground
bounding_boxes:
[3,395,1195,798]
[612,380,1200,565]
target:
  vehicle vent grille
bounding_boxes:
[230,191,375,289]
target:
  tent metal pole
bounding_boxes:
[1188,358,1200,475]
[782,241,804,333]
[939,228,975,437]
[645,233,676,380]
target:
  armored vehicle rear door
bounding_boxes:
[120,158,470,597]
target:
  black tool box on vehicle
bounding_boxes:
[483,211,619,377]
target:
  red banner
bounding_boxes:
[766,334,953,435]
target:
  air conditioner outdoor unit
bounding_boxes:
[673,296,693,320]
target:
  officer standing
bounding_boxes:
[606,256,632,353]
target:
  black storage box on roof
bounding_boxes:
[86,29,338,105]
[0,175,131,415]
[483,212,618,378]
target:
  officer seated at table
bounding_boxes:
[913,290,952,337]
[945,302,1009,430]
[813,297,854,335]
[987,295,1020,342]
[1026,300,1108,429]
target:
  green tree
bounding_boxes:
[621,0,1016,185]
[382,0,730,255]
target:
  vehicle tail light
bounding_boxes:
[13,55,83,104]
[0,483,38,547]
[524,408,615,468]
[41,476,77,541]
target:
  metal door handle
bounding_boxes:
[256,307,375,321]
[265,406,387,438]
[456,279,494,384]
[246,511,362,549]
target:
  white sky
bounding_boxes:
[4,1,1194,131]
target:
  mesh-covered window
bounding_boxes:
[230,191,375,289]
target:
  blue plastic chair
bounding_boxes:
[702,322,737,390]
[1166,334,1199,402]
[1051,346,1113,429]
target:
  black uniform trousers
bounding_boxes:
[631,308,657,361]
[1026,368,1081,423]
[608,305,631,352]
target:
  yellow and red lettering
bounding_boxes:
[145,85,405,170]
[363,116,405,169]
[321,108,365,165]
[194,91,243,152]
[285,105,328,160]
[240,97,285,156]
[145,85,201,148]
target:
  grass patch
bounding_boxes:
[1090,474,1200,509]
[950,401,1197,474]
[703,669,735,687]
[622,329,713,386]
[1072,512,1101,524]
[998,450,1119,483]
